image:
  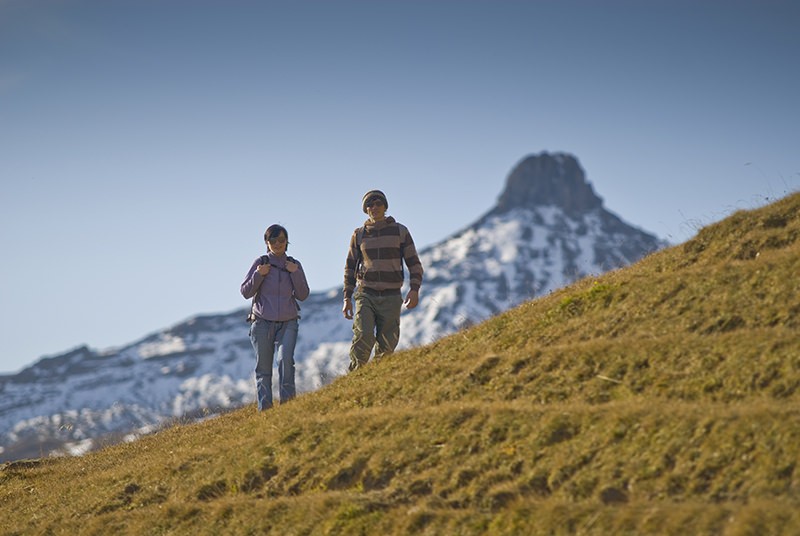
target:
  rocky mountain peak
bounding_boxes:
[493,152,604,216]
[0,151,665,463]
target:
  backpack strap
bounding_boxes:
[355,226,366,249]
[354,225,366,274]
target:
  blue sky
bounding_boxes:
[1,0,798,374]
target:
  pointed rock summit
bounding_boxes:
[494,152,604,217]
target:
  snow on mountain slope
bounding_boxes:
[0,152,667,462]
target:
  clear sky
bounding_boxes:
[1,0,798,374]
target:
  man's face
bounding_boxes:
[366,198,386,221]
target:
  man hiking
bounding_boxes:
[342,189,424,371]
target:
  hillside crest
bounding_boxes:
[2,192,800,534]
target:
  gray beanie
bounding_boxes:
[362,189,388,213]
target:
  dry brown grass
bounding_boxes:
[2,192,800,535]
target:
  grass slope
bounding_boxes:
[2,193,800,535]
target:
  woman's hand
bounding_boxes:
[257,264,271,276]
[286,261,299,273]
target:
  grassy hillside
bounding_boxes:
[2,193,799,535]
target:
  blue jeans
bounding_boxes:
[249,318,298,410]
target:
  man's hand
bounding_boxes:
[343,299,354,319]
[404,289,419,310]
[257,264,271,276]
[286,261,299,273]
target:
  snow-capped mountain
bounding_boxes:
[0,152,667,462]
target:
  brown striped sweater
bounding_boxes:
[343,216,424,300]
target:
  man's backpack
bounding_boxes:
[354,225,366,273]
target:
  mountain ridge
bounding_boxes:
[0,151,666,462]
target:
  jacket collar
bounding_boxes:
[364,215,395,230]
[267,251,287,266]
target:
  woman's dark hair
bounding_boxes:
[264,224,289,249]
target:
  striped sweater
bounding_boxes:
[343,216,424,299]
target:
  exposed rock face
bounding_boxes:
[493,152,603,217]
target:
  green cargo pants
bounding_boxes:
[349,289,403,371]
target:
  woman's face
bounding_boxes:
[267,232,287,255]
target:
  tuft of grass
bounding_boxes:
[2,192,800,535]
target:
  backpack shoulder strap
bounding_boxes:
[355,225,366,249]
[354,225,367,270]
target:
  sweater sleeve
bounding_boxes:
[401,226,424,292]
[290,261,310,301]
[240,257,265,299]
[343,229,360,300]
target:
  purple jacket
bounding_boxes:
[240,252,310,321]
